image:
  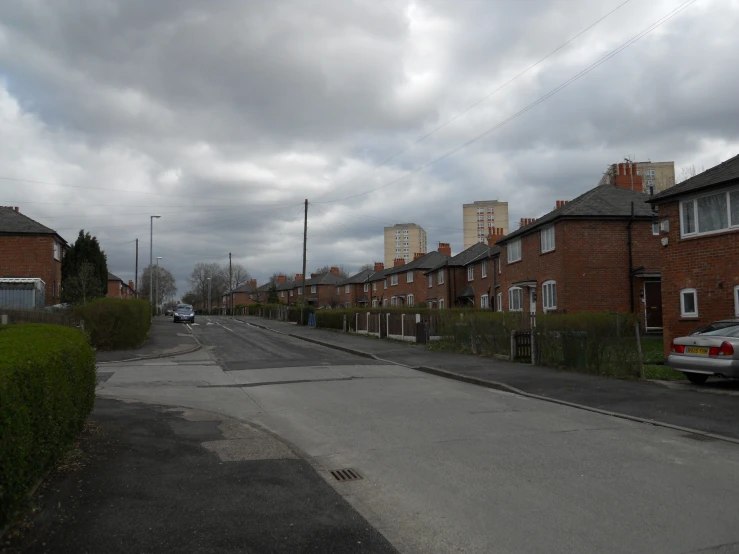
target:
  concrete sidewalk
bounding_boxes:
[95,317,200,364]
[1,397,397,554]
[239,316,739,442]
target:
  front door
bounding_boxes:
[644,281,663,328]
[529,287,537,315]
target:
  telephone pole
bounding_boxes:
[300,199,308,326]
[134,238,139,298]
[229,252,233,316]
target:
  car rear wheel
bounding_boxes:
[684,372,709,385]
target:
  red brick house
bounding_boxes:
[336,268,375,308]
[302,268,344,308]
[383,247,451,307]
[425,242,501,309]
[647,153,739,356]
[107,272,135,299]
[367,264,388,307]
[0,206,67,306]
[496,184,662,328]
[230,279,259,306]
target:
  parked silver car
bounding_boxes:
[668,322,739,384]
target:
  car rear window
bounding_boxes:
[177,305,192,311]
[699,325,739,337]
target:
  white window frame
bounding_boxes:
[310,285,316,294]
[507,239,522,263]
[679,186,739,238]
[508,287,523,311]
[363,283,369,292]
[542,280,557,312]
[480,294,489,309]
[680,288,698,318]
[336,286,340,295]
[428,274,433,288]
[407,271,414,283]
[438,298,445,309]
[384,279,388,290]
[481,261,487,278]
[540,226,555,253]
[383,298,388,307]
[372,299,378,307]
[390,274,398,286]
[290,290,293,297]
[497,292,503,312]
[373,281,377,291]
[467,266,474,281]
[735,285,739,317]
[407,294,414,307]
[298,287,303,294]
[345,284,350,293]
[53,242,61,261]
[498,258,501,274]
[438,269,445,285]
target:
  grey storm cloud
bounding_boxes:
[1,0,738,294]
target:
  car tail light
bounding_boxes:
[670,341,685,354]
[710,341,735,357]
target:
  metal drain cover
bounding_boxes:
[330,468,362,482]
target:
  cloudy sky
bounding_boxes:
[1,0,737,295]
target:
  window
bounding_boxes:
[508,287,523,311]
[480,294,489,309]
[497,293,503,312]
[498,258,501,274]
[373,282,377,291]
[428,274,433,288]
[53,242,61,261]
[336,286,340,295]
[652,221,659,235]
[280,291,284,298]
[407,294,414,307]
[438,298,445,309]
[438,269,445,285]
[507,239,522,263]
[298,287,302,294]
[463,266,472,281]
[345,302,350,308]
[390,274,398,286]
[542,281,557,311]
[383,299,388,307]
[345,284,350,293]
[735,285,739,317]
[407,271,414,283]
[540,226,555,253]
[363,283,369,292]
[680,288,698,317]
[311,285,316,294]
[481,261,487,278]
[680,188,739,237]
[384,279,387,289]
[372,299,378,307]
[290,290,293,296]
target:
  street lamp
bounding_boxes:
[149,215,161,313]
[207,277,212,314]
[156,256,162,316]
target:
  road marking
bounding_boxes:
[186,323,192,331]
[222,326,233,332]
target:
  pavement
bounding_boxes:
[82,316,739,554]
[2,397,397,554]
[239,316,739,442]
[95,317,201,363]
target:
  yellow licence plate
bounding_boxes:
[686,346,709,355]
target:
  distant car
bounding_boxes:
[165,308,174,316]
[173,304,195,324]
[667,322,739,384]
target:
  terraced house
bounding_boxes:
[382,246,451,307]
[336,267,375,308]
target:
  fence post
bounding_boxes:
[401,314,405,339]
[634,320,645,379]
[355,312,359,332]
[386,313,390,338]
[366,312,370,333]
[530,314,536,365]
[343,314,347,333]
[1,314,7,325]
[80,319,85,331]
[511,330,516,360]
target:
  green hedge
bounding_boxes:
[0,324,96,529]
[74,298,151,351]
[435,310,524,356]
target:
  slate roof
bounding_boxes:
[368,268,389,282]
[234,282,258,293]
[108,272,123,282]
[498,185,655,244]
[0,206,67,243]
[339,268,374,285]
[425,243,495,274]
[649,153,739,204]
[303,272,344,286]
[384,251,451,276]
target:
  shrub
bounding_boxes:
[315,309,353,330]
[74,298,151,351]
[0,324,96,529]
[434,310,524,356]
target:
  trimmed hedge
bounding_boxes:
[74,298,151,351]
[0,324,96,529]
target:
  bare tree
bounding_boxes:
[313,265,350,278]
[63,262,103,305]
[188,262,228,306]
[139,264,177,306]
[677,164,705,183]
[358,263,373,272]
[269,272,294,283]
[226,263,250,291]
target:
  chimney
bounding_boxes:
[295,273,303,282]
[555,200,569,209]
[611,162,644,192]
[519,217,536,228]
[249,279,258,288]
[128,280,135,290]
[330,266,340,276]
[413,252,425,260]
[310,273,317,278]
[277,275,286,284]
[438,242,452,257]
[487,227,506,246]
[373,262,384,272]
[15,207,19,212]
[394,258,405,267]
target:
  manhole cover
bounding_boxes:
[330,468,362,482]
[681,432,716,442]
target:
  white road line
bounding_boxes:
[222,326,233,332]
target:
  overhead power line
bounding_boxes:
[314,0,697,205]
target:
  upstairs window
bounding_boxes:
[481,261,487,278]
[390,274,398,286]
[311,285,316,294]
[345,284,350,293]
[53,242,61,261]
[680,187,739,237]
[467,266,474,281]
[364,283,369,292]
[507,239,522,263]
[540,226,555,253]
[428,274,433,288]
[438,269,445,285]
[407,271,414,283]
[373,281,377,291]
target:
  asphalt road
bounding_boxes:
[95,316,739,554]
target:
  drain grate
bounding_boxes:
[330,468,362,482]
[681,432,716,442]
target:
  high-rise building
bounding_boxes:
[383,223,427,268]
[599,161,675,195]
[462,200,509,249]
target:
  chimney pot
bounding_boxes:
[15,207,19,212]
[394,258,405,267]
[277,275,286,284]
[330,266,340,276]
[374,262,384,272]
[437,242,451,257]
[295,273,303,282]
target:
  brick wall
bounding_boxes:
[0,235,62,305]
[656,201,739,356]
[107,279,123,298]
[386,268,433,307]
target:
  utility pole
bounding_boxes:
[134,238,139,298]
[300,199,308,325]
[229,252,233,317]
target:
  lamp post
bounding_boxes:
[156,256,162,316]
[149,214,161,314]
[207,277,212,315]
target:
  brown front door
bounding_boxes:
[644,281,663,328]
